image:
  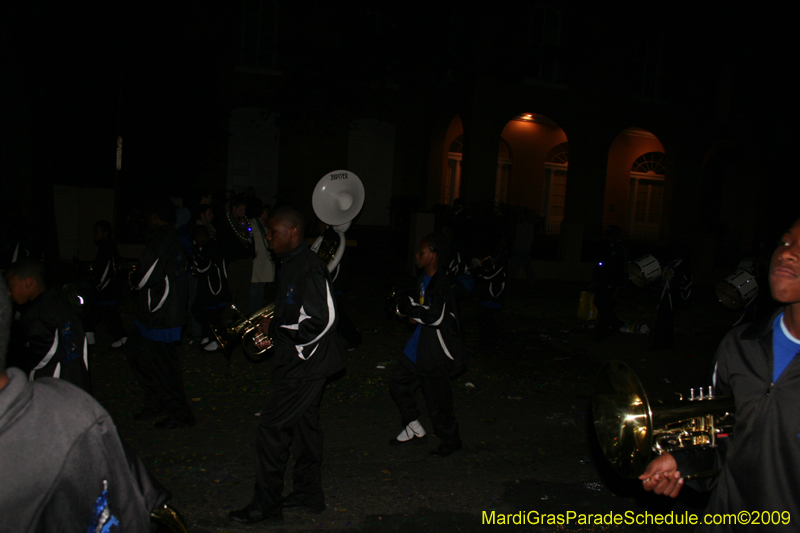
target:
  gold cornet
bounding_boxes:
[211,303,275,362]
[593,360,733,480]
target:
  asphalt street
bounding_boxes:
[88,246,748,532]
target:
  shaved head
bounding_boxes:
[270,206,305,233]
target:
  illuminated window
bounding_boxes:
[628,152,665,240]
[543,142,568,234]
[444,135,513,206]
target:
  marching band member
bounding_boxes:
[229,206,343,525]
[190,224,229,352]
[125,196,194,429]
[642,216,800,531]
[5,258,90,392]
[389,233,466,457]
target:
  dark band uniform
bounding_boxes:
[126,223,193,425]
[17,289,90,392]
[83,239,127,342]
[391,270,465,444]
[252,241,343,514]
[191,239,230,340]
[475,249,508,349]
[673,309,800,532]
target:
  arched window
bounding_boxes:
[543,142,568,234]
[445,135,513,206]
[628,152,665,240]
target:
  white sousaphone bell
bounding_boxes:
[311,170,365,272]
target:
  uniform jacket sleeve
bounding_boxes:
[271,263,337,361]
[21,312,58,374]
[92,246,115,291]
[399,272,450,328]
[132,236,170,292]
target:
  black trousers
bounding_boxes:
[253,377,327,512]
[125,331,194,424]
[389,355,459,442]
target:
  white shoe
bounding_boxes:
[200,337,210,345]
[391,419,427,445]
[111,337,127,349]
[86,332,96,345]
[204,341,220,351]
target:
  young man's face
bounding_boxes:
[230,204,246,219]
[415,242,437,271]
[770,219,800,305]
[5,274,33,305]
[266,217,295,255]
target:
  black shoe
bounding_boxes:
[153,416,195,429]
[228,504,283,525]
[281,493,326,513]
[430,437,462,457]
[133,407,165,421]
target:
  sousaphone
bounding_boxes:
[311,170,365,272]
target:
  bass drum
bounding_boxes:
[715,269,758,309]
[628,255,661,288]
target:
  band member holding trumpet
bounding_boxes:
[389,233,466,457]
[125,197,194,429]
[229,206,343,525]
[641,217,800,529]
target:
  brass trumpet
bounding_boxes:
[593,360,734,479]
[211,303,275,363]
